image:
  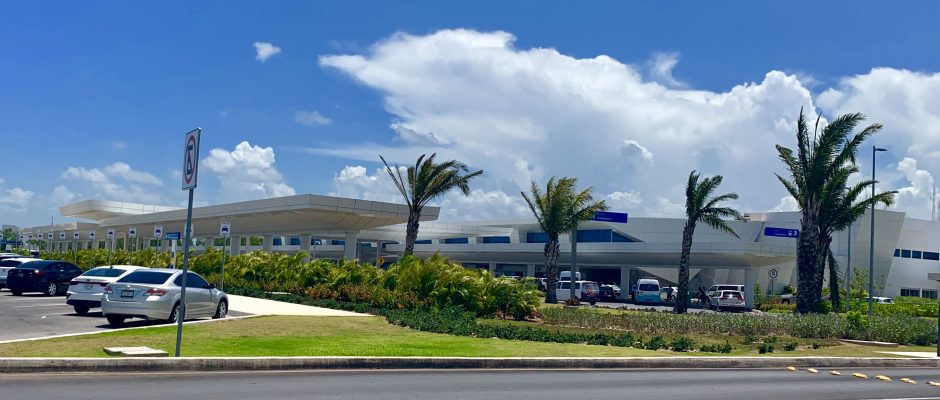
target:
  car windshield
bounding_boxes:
[82,268,127,278]
[639,283,658,291]
[117,271,172,284]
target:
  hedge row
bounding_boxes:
[541,307,935,345]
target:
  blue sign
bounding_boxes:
[764,227,800,238]
[164,232,181,240]
[592,211,628,223]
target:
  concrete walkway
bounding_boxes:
[878,351,939,358]
[226,295,372,317]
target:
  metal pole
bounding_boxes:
[108,237,113,268]
[220,236,226,292]
[868,146,878,317]
[845,223,851,312]
[569,230,578,302]
[175,188,195,357]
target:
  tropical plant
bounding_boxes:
[381,153,483,255]
[775,109,896,313]
[521,176,608,304]
[674,171,742,313]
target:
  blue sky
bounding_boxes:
[2,1,940,227]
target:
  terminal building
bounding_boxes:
[19,193,940,309]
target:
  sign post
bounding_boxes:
[176,128,201,358]
[107,228,115,267]
[569,211,630,301]
[219,222,230,291]
[73,231,80,264]
[128,227,137,252]
[153,225,163,268]
[768,268,778,296]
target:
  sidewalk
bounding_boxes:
[226,295,372,317]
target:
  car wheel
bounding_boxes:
[11,290,22,296]
[213,300,227,319]
[45,282,58,296]
[589,301,596,306]
[106,315,125,326]
[74,306,90,316]
[167,302,180,323]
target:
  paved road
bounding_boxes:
[4,369,940,400]
[0,289,247,342]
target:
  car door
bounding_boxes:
[185,272,212,317]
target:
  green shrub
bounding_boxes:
[699,341,733,354]
[783,342,797,351]
[645,336,666,351]
[758,343,775,354]
[670,337,695,352]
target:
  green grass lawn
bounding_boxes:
[0,316,932,358]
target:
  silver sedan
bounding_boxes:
[101,268,228,326]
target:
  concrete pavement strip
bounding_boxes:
[0,315,259,345]
[1,356,939,373]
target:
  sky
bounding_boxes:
[2,1,940,228]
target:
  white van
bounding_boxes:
[560,271,582,281]
[706,284,743,298]
[556,280,600,305]
[634,279,661,304]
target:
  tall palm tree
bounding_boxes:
[522,176,607,304]
[674,171,742,313]
[776,109,896,314]
[381,153,483,255]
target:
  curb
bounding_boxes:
[1,356,939,373]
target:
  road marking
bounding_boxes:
[786,366,797,371]
[853,373,869,379]
[929,381,940,387]
[0,315,257,344]
[15,304,71,308]
[806,368,818,373]
[876,375,893,382]
[830,371,842,375]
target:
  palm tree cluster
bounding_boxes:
[381,107,894,315]
[776,109,896,314]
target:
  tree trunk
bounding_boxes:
[826,237,840,310]
[796,209,822,314]
[543,237,560,304]
[403,209,421,256]
[674,220,695,314]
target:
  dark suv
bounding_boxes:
[6,260,83,296]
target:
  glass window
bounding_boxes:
[186,273,210,288]
[912,250,922,259]
[639,283,658,291]
[289,237,301,246]
[924,252,940,261]
[901,249,912,258]
[577,229,612,243]
[611,232,635,242]
[414,240,432,244]
[444,238,469,244]
[482,236,510,244]
[901,288,920,297]
[331,240,345,246]
[82,267,127,278]
[922,290,938,300]
[118,271,172,284]
[558,282,571,289]
[526,232,549,243]
[894,249,901,257]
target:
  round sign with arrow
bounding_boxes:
[769,268,779,279]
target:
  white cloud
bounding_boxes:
[61,162,165,204]
[606,191,643,210]
[769,196,800,212]
[648,52,684,88]
[317,29,819,218]
[104,162,163,185]
[294,110,332,126]
[111,141,127,149]
[0,187,34,212]
[202,141,296,199]
[890,157,935,220]
[253,41,281,62]
[51,185,76,205]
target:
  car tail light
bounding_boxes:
[145,288,167,296]
[69,280,78,286]
[103,285,112,294]
[34,270,44,276]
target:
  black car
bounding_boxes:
[6,260,83,296]
[599,285,621,302]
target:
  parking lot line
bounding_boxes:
[15,304,71,308]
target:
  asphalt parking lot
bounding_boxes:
[0,289,248,342]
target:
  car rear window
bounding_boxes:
[82,268,127,278]
[117,271,172,284]
[639,283,658,291]
[0,260,22,267]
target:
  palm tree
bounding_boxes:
[776,109,896,314]
[522,176,607,304]
[674,171,742,313]
[381,153,483,255]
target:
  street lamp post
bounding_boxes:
[868,146,887,317]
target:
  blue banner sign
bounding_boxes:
[592,211,628,224]
[764,227,800,238]
[164,232,181,240]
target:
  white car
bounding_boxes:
[66,265,148,315]
[710,290,746,311]
[0,257,42,290]
[101,269,228,326]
